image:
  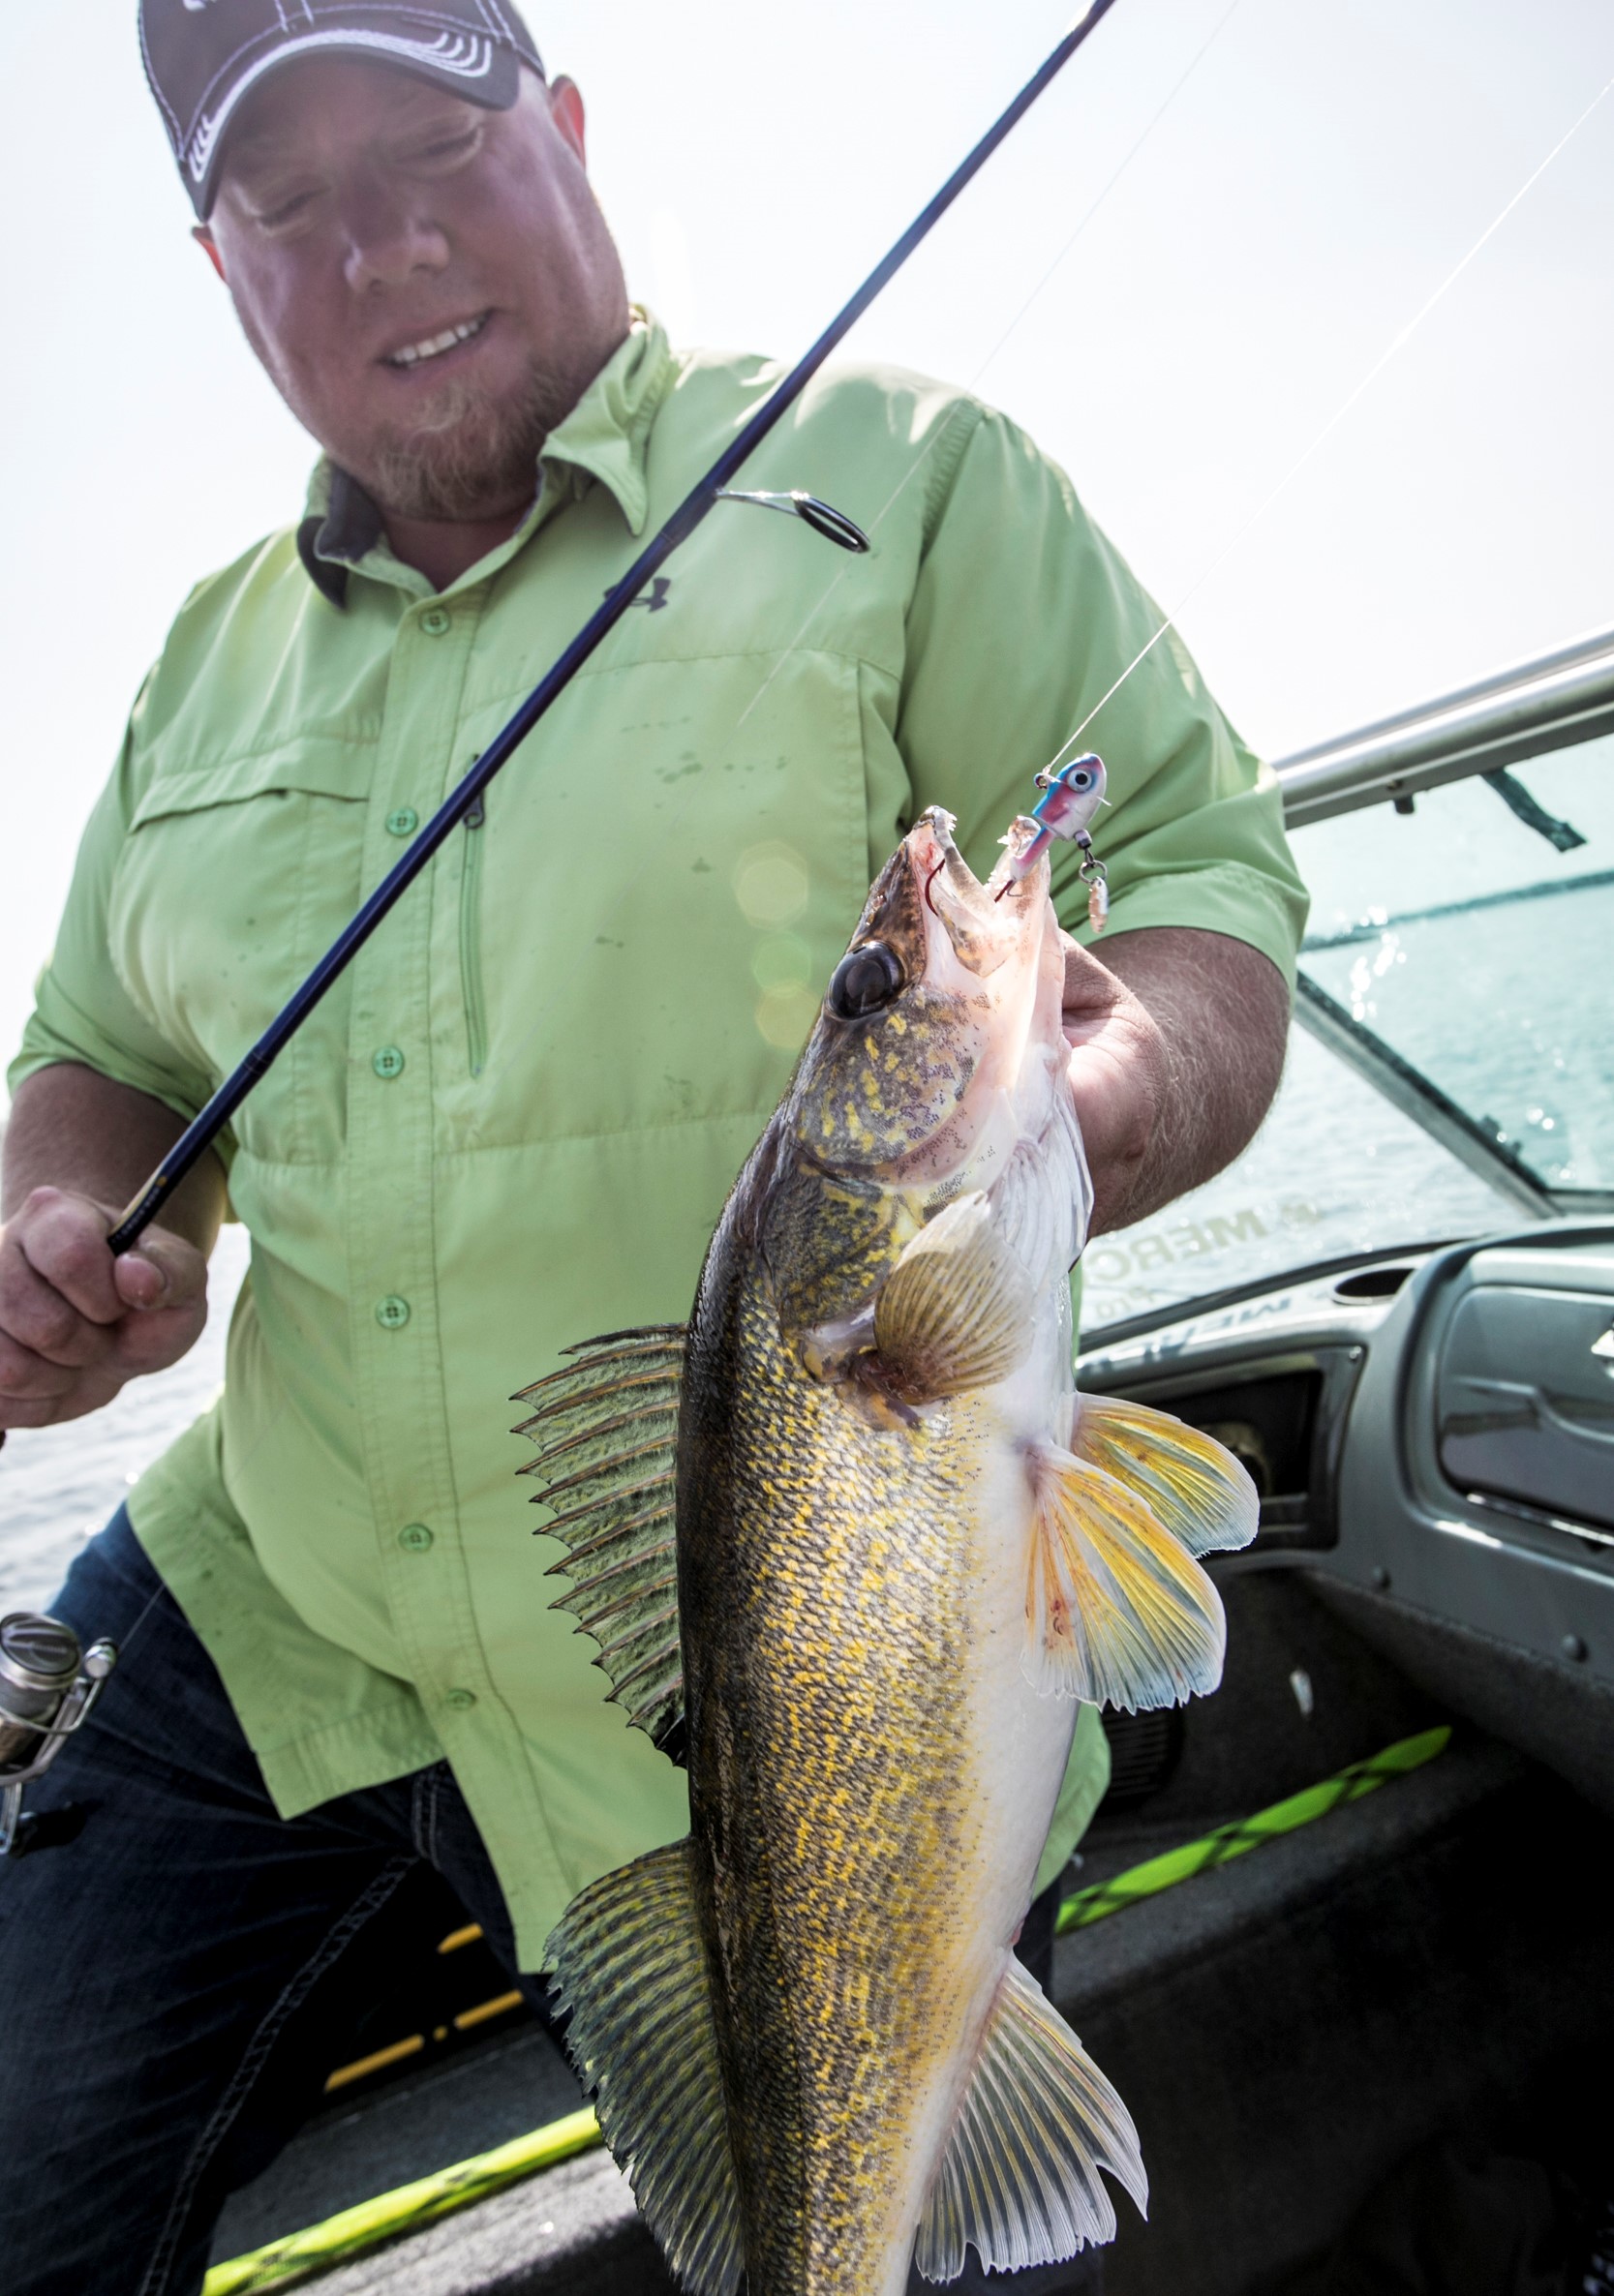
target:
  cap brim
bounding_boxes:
[186,32,523,218]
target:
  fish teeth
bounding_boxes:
[387,314,488,370]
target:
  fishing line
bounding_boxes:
[729,0,1246,741]
[1040,63,1614,777]
[107,1576,167,1663]
[969,0,1244,398]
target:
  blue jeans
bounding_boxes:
[0,1511,550,2296]
[0,1513,1099,2295]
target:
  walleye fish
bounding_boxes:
[514,808,1258,2296]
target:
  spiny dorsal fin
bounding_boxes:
[547,1840,742,2296]
[1072,1395,1259,1558]
[915,1957,1146,2281]
[873,1193,1033,1403]
[1025,1441,1226,1710]
[512,1326,685,1757]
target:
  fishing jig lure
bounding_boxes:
[999,754,1110,932]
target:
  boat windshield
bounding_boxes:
[1081,688,1614,1340]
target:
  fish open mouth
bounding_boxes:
[789,801,1065,1198]
[907,807,1046,981]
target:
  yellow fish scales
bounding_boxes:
[516,808,1258,2295]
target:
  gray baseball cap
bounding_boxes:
[139,2,545,218]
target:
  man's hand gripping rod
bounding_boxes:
[98,0,1121,1260]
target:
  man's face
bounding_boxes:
[201,60,628,524]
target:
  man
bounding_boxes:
[0,4,1305,2289]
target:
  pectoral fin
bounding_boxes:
[546,1840,742,2296]
[872,1193,1033,1403]
[1025,1443,1226,1709]
[1072,1395,1260,1557]
[915,1958,1145,2281]
[512,1327,686,1760]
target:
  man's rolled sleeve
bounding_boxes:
[898,404,1308,982]
[8,703,221,1135]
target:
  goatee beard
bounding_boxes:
[361,356,579,523]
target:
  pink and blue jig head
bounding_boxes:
[998,754,1110,930]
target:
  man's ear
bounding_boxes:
[547,76,587,167]
[193,226,227,284]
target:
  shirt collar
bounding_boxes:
[296,467,384,608]
[296,311,675,609]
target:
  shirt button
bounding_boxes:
[444,1687,477,1711]
[385,807,419,837]
[398,1523,434,1553]
[375,1295,411,1330]
[372,1044,406,1080]
[421,608,451,636]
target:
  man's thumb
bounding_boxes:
[111,1231,202,1313]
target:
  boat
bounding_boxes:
[149,627,1614,2288]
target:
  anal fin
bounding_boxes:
[1072,1395,1259,1558]
[1025,1443,1226,1709]
[916,1959,1145,2281]
[547,1840,742,2296]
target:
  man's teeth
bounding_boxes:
[387,315,488,370]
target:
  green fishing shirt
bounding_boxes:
[11,316,1306,1966]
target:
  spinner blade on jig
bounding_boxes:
[998,753,1111,931]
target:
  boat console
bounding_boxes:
[1081,1224,1614,1816]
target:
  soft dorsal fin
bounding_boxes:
[915,1957,1146,2281]
[1025,1442,1226,1710]
[512,1326,686,1758]
[1072,1395,1259,1558]
[547,1839,743,2296]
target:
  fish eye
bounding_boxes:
[1068,768,1093,788]
[827,940,905,1020]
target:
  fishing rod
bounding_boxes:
[100,0,1121,1261]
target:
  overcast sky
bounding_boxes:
[2,0,1611,1087]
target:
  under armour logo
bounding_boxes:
[605,577,671,614]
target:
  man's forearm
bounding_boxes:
[1067,927,1291,1237]
[2,1064,227,1252]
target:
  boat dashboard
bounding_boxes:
[1080,1224,1614,1815]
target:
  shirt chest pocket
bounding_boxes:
[110,740,375,1167]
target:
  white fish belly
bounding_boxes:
[865,1368,1082,2295]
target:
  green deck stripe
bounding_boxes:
[1055,1725,1452,1934]
[201,2107,602,2294]
[205,1725,1451,2293]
